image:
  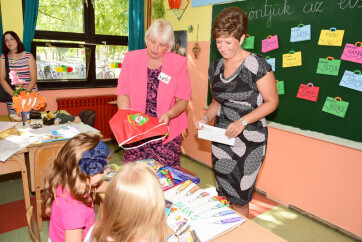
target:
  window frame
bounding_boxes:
[32,0,128,90]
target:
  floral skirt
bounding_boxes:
[123,134,182,170]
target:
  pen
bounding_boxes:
[200,209,236,219]
[212,217,243,224]
[187,191,209,204]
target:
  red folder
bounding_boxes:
[109,110,169,149]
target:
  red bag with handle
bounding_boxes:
[109,110,169,149]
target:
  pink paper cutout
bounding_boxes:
[262,35,279,53]
[341,43,362,64]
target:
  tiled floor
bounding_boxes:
[0,140,356,241]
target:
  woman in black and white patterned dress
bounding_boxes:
[195,7,279,217]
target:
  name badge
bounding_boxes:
[158,72,171,84]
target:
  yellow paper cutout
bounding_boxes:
[283,51,302,68]
[318,28,345,46]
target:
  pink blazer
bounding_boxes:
[116,49,191,143]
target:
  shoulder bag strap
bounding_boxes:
[4,55,14,88]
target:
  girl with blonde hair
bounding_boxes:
[43,132,111,242]
[90,162,167,242]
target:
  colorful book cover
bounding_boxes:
[157,168,176,190]
[164,182,245,242]
[161,166,200,185]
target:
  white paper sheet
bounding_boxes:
[0,135,38,162]
[0,122,17,133]
[198,123,235,146]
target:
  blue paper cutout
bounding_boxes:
[265,56,275,72]
[339,70,362,92]
[290,24,311,42]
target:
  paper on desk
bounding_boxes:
[198,123,235,146]
[0,135,38,162]
[0,122,17,133]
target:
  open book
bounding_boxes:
[164,181,245,242]
[36,126,80,143]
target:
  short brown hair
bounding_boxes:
[2,31,25,55]
[211,7,248,40]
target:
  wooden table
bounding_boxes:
[0,115,31,219]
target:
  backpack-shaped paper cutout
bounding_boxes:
[318,28,345,46]
[316,56,341,76]
[109,110,169,150]
[283,50,302,68]
[276,80,285,95]
[262,35,279,53]
[241,34,255,49]
[265,56,275,71]
[322,97,349,118]
[341,42,362,64]
[290,24,311,42]
[339,70,362,92]
[296,83,319,102]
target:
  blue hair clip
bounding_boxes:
[78,141,111,176]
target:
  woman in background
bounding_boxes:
[0,31,38,114]
[116,19,191,170]
[195,7,279,217]
[89,162,168,242]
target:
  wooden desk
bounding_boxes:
[0,116,31,219]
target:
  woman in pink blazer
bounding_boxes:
[116,19,191,169]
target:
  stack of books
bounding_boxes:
[164,181,245,242]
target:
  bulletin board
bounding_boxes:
[210,0,362,143]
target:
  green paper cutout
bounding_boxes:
[316,58,341,76]
[276,81,285,95]
[242,36,255,49]
[322,97,349,118]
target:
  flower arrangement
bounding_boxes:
[9,71,46,114]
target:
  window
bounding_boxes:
[32,0,128,90]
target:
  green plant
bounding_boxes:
[152,0,165,19]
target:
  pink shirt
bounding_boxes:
[49,186,95,242]
[116,49,191,143]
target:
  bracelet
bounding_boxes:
[201,116,209,123]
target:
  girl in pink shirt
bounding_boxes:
[43,133,111,242]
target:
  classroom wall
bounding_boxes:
[165,0,362,237]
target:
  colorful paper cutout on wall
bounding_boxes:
[241,34,255,49]
[322,97,349,118]
[276,80,285,95]
[341,42,362,64]
[339,70,362,92]
[265,56,275,72]
[318,28,345,46]
[316,57,341,76]
[282,51,302,68]
[296,83,319,102]
[262,35,279,53]
[290,24,311,42]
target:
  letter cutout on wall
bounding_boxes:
[265,56,276,72]
[339,70,362,92]
[341,42,362,64]
[296,83,319,102]
[318,27,345,46]
[241,34,255,49]
[262,35,279,53]
[322,97,349,118]
[283,50,302,68]
[316,56,341,76]
[290,24,311,42]
[276,80,285,95]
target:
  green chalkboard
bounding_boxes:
[210,0,362,143]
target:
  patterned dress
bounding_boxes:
[209,53,272,206]
[1,52,38,114]
[123,67,182,170]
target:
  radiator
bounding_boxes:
[56,95,118,139]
